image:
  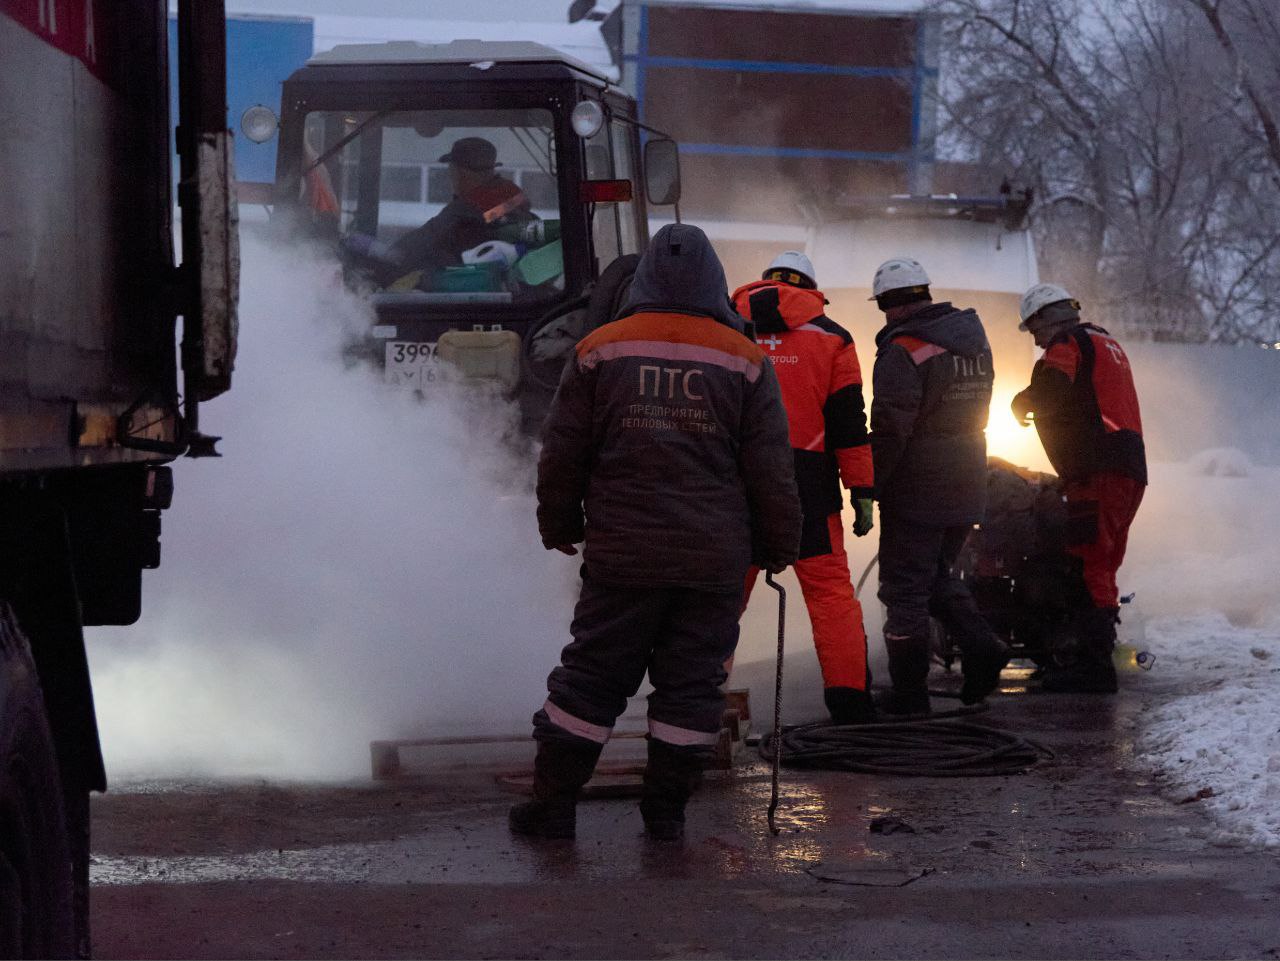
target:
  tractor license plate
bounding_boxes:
[384,341,439,389]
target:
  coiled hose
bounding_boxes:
[768,554,1052,777]
[758,704,1053,778]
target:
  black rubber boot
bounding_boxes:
[509,738,603,839]
[930,582,1010,705]
[878,633,933,716]
[959,636,1011,706]
[1041,608,1119,694]
[640,739,705,842]
[824,686,877,725]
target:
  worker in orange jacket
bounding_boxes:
[733,252,876,724]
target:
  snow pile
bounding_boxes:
[1124,460,1280,631]
[1125,456,1280,848]
[1136,614,1280,849]
[1187,447,1253,478]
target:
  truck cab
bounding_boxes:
[263,40,680,422]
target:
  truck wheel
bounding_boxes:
[64,787,91,960]
[0,608,76,959]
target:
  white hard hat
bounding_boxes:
[870,257,931,300]
[764,250,816,288]
[1019,282,1076,329]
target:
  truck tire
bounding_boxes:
[65,786,91,960]
[0,606,76,960]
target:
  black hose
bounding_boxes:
[759,713,1052,778]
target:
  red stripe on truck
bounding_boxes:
[1,0,117,87]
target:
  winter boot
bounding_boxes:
[640,738,705,842]
[1041,608,1119,694]
[876,633,932,716]
[509,738,604,839]
[932,582,1010,705]
[824,686,877,725]
[959,635,1011,706]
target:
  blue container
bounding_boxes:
[168,14,314,188]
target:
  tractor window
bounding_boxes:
[610,120,643,257]
[585,117,642,274]
[299,108,564,303]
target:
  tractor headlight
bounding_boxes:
[571,100,605,139]
[240,104,279,144]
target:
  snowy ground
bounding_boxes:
[1138,614,1280,849]
[1126,452,1280,849]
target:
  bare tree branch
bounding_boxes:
[1182,0,1280,181]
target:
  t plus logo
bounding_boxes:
[757,335,783,351]
[1103,339,1128,368]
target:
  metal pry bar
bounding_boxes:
[765,571,787,835]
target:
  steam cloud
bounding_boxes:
[87,236,580,779]
[86,230,1279,782]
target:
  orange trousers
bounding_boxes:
[743,513,869,691]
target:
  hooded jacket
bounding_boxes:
[391,175,532,278]
[1013,323,1146,485]
[732,279,873,558]
[537,225,802,590]
[871,301,994,526]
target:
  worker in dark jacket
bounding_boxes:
[869,258,1010,715]
[515,224,801,842]
[389,137,533,284]
[1012,284,1146,693]
[732,251,876,725]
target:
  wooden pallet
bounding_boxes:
[370,689,753,782]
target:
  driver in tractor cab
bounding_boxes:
[386,136,536,287]
[1012,284,1147,694]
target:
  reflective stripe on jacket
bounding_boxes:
[536,309,802,591]
[871,302,994,526]
[732,280,873,542]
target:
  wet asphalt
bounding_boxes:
[90,669,1280,959]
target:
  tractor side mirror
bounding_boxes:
[644,138,681,206]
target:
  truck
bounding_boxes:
[0,0,237,955]
[253,39,682,422]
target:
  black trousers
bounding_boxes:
[533,574,740,753]
[877,514,991,649]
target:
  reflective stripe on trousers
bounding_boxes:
[648,718,719,747]
[541,699,613,744]
[533,576,740,749]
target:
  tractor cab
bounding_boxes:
[258,40,680,423]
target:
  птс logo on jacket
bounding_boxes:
[638,364,705,401]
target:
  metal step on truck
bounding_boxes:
[0,0,237,955]
[245,39,681,428]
